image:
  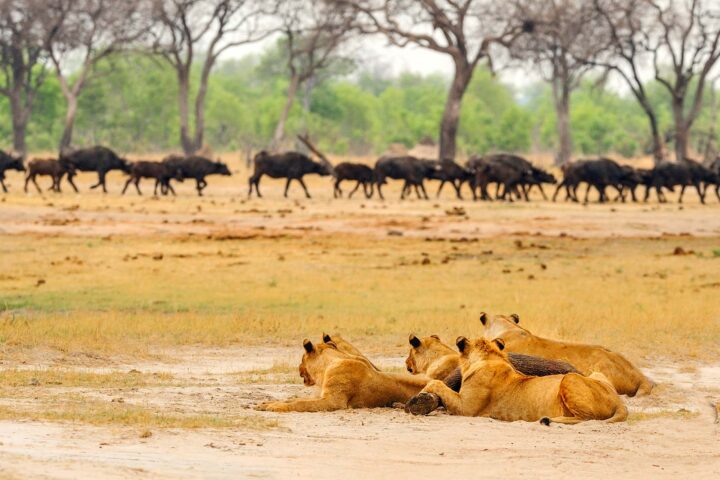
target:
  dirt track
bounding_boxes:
[0,347,719,479]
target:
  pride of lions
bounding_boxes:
[257,313,655,425]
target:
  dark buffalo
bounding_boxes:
[467,154,534,201]
[643,159,715,204]
[333,162,374,199]
[490,154,556,201]
[553,158,633,203]
[163,155,231,196]
[707,158,720,201]
[424,159,474,200]
[248,151,332,199]
[0,150,24,192]
[122,161,184,196]
[374,156,441,200]
[60,146,130,193]
[24,158,75,193]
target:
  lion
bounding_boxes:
[406,334,579,391]
[322,333,380,371]
[256,339,430,412]
[480,313,654,396]
[406,337,628,424]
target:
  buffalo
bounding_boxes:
[163,155,231,196]
[0,150,24,192]
[333,162,374,199]
[424,159,474,200]
[122,161,184,196]
[24,158,75,193]
[248,151,332,199]
[553,158,636,203]
[643,159,716,204]
[374,156,441,200]
[60,146,130,193]
[467,154,540,201]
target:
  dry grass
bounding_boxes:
[0,369,175,388]
[0,398,278,429]
[1,231,719,362]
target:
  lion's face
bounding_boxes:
[406,335,453,374]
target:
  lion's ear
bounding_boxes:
[409,334,421,348]
[479,312,488,325]
[325,341,338,350]
[322,333,332,343]
[430,334,440,340]
[303,339,315,353]
[493,338,505,351]
[510,314,520,324]
[456,336,468,353]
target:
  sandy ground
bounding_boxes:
[2,173,720,478]
[0,347,719,479]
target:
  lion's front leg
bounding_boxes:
[424,379,464,415]
[256,395,347,413]
[406,380,464,416]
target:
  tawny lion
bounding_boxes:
[256,339,429,412]
[405,334,578,385]
[480,313,654,396]
[406,337,628,424]
[322,333,380,371]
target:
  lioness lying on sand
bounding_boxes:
[322,333,380,370]
[256,339,430,412]
[406,337,628,424]
[480,313,654,396]
[406,334,578,390]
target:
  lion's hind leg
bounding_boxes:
[558,373,627,423]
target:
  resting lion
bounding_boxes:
[256,339,429,412]
[406,334,579,390]
[406,337,628,424]
[480,313,654,396]
[322,333,380,371]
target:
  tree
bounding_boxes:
[646,0,720,162]
[346,0,533,161]
[150,0,272,155]
[512,0,606,165]
[0,0,56,156]
[270,0,356,150]
[45,0,147,152]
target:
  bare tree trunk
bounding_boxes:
[672,98,689,162]
[8,90,28,157]
[59,95,78,152]
[271,73,300,151]
[177,69,195,155]
[439,63,472,161]
[552,77,572,166]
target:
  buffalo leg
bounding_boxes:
[348,181,362,198]
[122,177,133,195]
[196,178,206,196]
[376,180,385,200]
[552,182,564,202]
[0,178,7,193]
[537,185,548,201]
[134,179,142,195]
[364,182,374,199]
[66,173,79,193]
[333,179,342,198]
[419,182,429,200]
[695,182,705,204]
[284,178,293,198]
[436,180,445,198]
[298,178,311,199]
[452,180,463,200]
[678,185,686,203]
[90,171,107,192]
[31,175,42,194]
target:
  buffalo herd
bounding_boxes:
[1,145,720,203]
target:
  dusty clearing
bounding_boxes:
[1,168,720,478]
